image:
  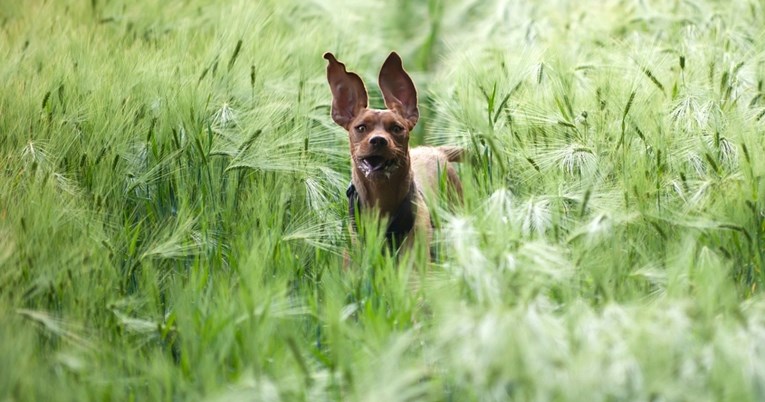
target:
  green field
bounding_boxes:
[2,0,765,400]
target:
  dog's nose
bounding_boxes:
[369,136,388,147]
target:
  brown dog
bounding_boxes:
[324,52,462,253]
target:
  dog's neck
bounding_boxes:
[347,160,417,248]
[351,157,413,216]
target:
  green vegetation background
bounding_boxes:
[2,0,765,400]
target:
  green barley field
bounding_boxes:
[2,0,765,400]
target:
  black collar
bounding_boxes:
[347,181,417,249]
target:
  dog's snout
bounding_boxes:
[369,136,388,147]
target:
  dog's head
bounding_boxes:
[324,52,419,180]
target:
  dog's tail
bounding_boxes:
[437,146,465,163]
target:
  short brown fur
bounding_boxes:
[324,52,462,253]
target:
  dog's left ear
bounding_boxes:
[378,52,419,129]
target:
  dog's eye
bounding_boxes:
[390,125,404,134]
[355,124,367,133]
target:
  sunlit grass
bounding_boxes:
[2,0,765,400]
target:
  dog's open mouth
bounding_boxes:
[358,156,397,177]
[361,156,388,171]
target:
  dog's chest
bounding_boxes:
[347,182,417,248]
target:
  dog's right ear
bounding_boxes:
[324,53,368,129]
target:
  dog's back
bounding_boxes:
[410,146,463,201]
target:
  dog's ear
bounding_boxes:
[378,52,419,129]
[324,53,368,129]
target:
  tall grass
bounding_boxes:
[2,0,765,400]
